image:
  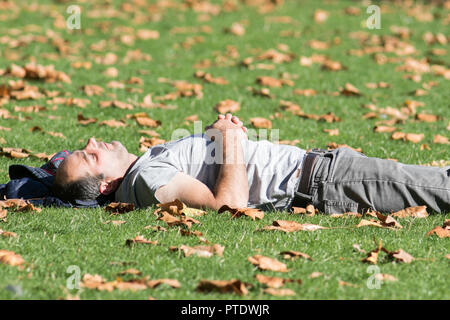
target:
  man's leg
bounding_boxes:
[309,148,450,214]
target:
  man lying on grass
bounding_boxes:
[53,113,450,213]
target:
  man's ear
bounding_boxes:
[99,178,121,195]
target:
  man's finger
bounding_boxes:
[225,113,232,120]
[218,114,225,120]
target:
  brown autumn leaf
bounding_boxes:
[0,229,17,238]
[375,274,398,282]
[314,9,329,23]
[214,99,240,114]
[196,279,248,295]
[293,88,317,96]
[375,212,403,229]
[118,268,141,276]
[146,278,180,289]
[433,134,449,144]
[139,136,166,151]
[280,250,313,261]
[392,206,428,218]
[330,212,361,218]
[158,212,201,229]
[405,133,424,143]
[257,76,293,88]
[323,128,339,136]
[416,113,438,122]
[362,240,383,264]
[218,205,264,221]
[340,83,361,96]
[386,249,415,263]
[125,235,158,246]
[83,85,104,96]
[0,250,25,266]
[194,71,228,85]
[80,274,117,292]
[309,272,323,279]
[99,119,127,128]
[264,288,296,296]
[426,223,450,238]
[105,202,135,214]
[135,116,161,128]
[353,244,366,254]
[374,126,397,133]
[250,117,272,129]
[171,244,224,258]
[0,199,41,213]
[77,113,97,125]
[356,219,387,229]
[255,274,285,288]
[248,255,288,272]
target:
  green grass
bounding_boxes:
[0,0,449,299]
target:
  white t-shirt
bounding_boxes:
[115,134,306,211]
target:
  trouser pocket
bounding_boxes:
[323,199,359,214]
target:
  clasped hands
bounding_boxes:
[205,113,248,141]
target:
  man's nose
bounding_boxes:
[85,137,98,149]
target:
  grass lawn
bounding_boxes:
[0,0,449,300]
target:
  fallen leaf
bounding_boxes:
[218,205,264,220]
[392,206,428,218]
[263,288,296,296]
[0,250,24,266]
[125,235,158,246]
[248,255,288,272]
[118,268,141,276]
[387,249,415,263]
[375,212,403,229]
[250,117,272,129]
[374,274,398,282]
[196,279,248,295]
[280,250,313,261]
[308,272,323,279]
[171,244,224,258]
[146,278,180,289]
[0,229,17,238]
[433,135,449,144]
[105,202,135,214]
[255,274,300,288]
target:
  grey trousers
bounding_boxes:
[294,148,450,214]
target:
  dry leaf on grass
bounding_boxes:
[248,255,288,272]
[146,278,180,289]
[263,288,296,296]
[361,240,383,265]
[426,220,450,238]
[250,117,272,129]
[255,274,301,288]
[125,235,158,246]
[214,99,240,113]
[386,249,415,263]
[0,250,25,266]
[170,244,224,258]
[218,205,264,220]
[103,220,126,226]
[196,279,248,295]
[280,250,313,261]
[260,220,327,232]
[118,268,141,276]
[374,274,398,282]
[0,229,17,238]
[392,206,428,218]
[105,202,135,214]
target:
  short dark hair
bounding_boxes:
[52,173,104,202]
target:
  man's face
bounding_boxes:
[59,137,130,184]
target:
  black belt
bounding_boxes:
[297,149,327,195]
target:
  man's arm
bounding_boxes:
[155,113,249,210]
